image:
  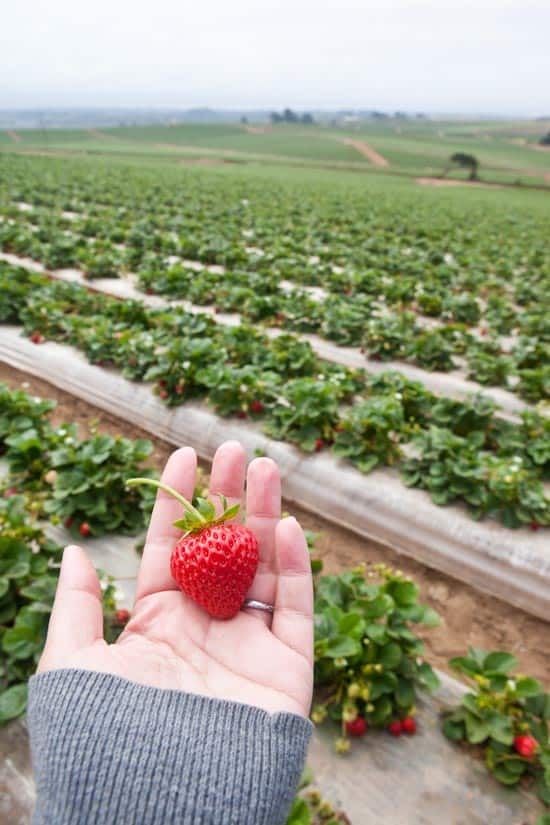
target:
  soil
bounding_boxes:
[416,177,502,190]
[1,361,548,684]
[243,125,271,135]
[342,138,389,168]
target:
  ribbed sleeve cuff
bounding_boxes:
[28,669,312,825]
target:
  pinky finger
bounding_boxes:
[271,517,313,666]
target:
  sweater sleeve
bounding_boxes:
[27,669,312,825]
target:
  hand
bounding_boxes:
[38,441,313,718]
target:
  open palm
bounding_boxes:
[38,442,313,718]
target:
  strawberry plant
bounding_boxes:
[442,648,550,809]
[44,432,157,536]
[466,342,510,387]
[409,330,456,372]
[0,383,157,535]
[197,364,281,417]
[402,427,550,526]
[363,312,417,361]
[333,396,405,472]
[0,493,120,725]
[312,563,440,751]
[265,378,342,451]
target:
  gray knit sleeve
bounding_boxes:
[27,669,312,825]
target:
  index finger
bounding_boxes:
[135,446,197,601]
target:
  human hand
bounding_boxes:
[38,441,313,718]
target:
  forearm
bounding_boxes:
[28,669,312,825]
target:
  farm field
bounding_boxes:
[2,117,550,185]
[0,137,549,823]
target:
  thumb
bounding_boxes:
[39,545,104,672]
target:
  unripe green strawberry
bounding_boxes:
[127,478,259,620]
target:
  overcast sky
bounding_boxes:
[2,0,549,115]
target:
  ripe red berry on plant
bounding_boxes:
[126,478,259,620]
[387,720,402,737]
[401,716,417,735]
[79,522,91,537]
[513,734,538,758]
[345,717,368,737]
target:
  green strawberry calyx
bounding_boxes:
[126,478,240,534]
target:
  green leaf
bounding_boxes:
[417,662,440,692]
[389,580,418,607]
[483,652,518,674]
[487,714,514,745]
[379,642,402,669]
[514,677,542,698]
[395,678,415,708]
[325,636,361,659]
[442,717,466,742]
[286,797,311,825]
[465,711,490,744]
[492,762,522,786]
[0,683,27,723]
[365,623,388,644]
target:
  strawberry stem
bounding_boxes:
[126,478,207,524]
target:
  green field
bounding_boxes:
[2,118,549,185]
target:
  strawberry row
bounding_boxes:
[0,211,547,401]
[2,261,548,528]
[0,154,548,397]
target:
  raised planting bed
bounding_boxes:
[1,670,545,825]
[1,327,548,620]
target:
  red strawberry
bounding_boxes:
[79,522,91,537]
[30,331,44,344]
[126,478,259,620]
[345,717,368,737]
[314,438,325,452]
[3,487,19,498]
[159,388,169,400]
[401,716,417,735]
[237,410,248,419]
[387,720,402,737]
[115,608,130,625]
[250,400,264,414]
[64,517,74,528]
[514,734,537,758]
[529,522,540,532]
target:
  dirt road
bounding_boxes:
[342,138,389,167]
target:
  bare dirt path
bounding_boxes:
[416,177,502,190]
[1,361,548,684]
[342,138,389,167]
[243,125,271,135]
[6,130,21,143]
